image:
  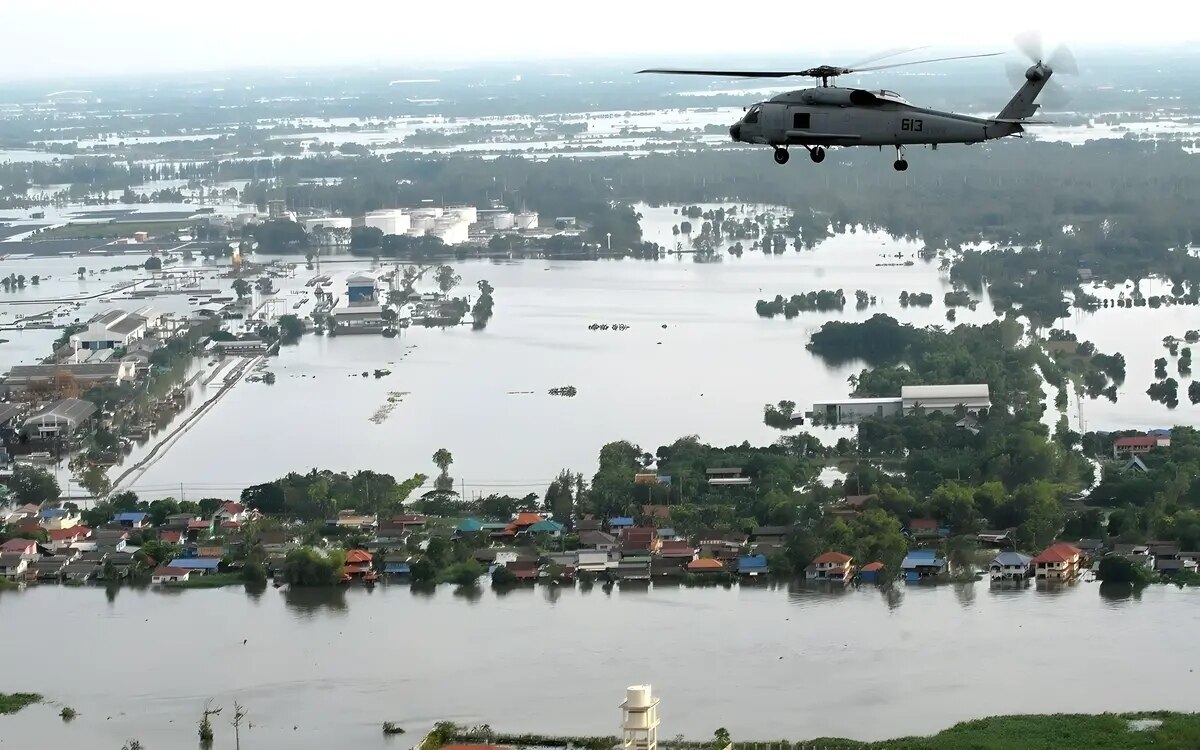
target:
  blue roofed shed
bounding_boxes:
[609,517,635,528]
[901,549,946,582]
[737,554,769,576]
[41,508,68,519]
[113,512,150,528]
[457,518,485,533]
[166,557,220,573]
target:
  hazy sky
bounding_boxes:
[2,0,1198,79]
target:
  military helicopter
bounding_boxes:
[638,36,1075,171]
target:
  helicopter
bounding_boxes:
[638,36,1075,171]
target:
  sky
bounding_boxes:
[1,0,1198,79]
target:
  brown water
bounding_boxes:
[1,581,1197,749]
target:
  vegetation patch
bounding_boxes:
[0,692,42,715]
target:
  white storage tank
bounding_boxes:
[448,205,478,224]
[364,209,410,236]
[493,212,515,231]
[515,211,539,230]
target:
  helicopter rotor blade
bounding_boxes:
[850,51,1003,74]
[1048,45,1078,75]
[636,68,799,78]
[1015,30,1044,63]
[1040,79,1072,110]
[1005,61,1029,88]
[845,45,931,70]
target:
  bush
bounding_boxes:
[491,565,517,586]
[60,706,77,721]
[283,548,345,586]
[1097,555,1155,585]
[441,560,484,586]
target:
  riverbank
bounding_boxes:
[436,713,1200,750]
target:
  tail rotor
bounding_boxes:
[1011,31,1076,110]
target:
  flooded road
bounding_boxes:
[0,581,1197,749]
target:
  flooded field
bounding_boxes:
[0,581,1197,749]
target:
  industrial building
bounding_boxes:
[22,398,97,439]
[70,308,156,351]
[2,361,137,394]
[808,384,991,426]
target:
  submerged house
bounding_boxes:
[989,551,1032,581]
[807,552,852,583]
[859,561,885,583]
[1031,543,1083,581]
[901,549,947,582]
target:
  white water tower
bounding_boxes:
[621,685,660,750]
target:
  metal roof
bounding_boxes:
[992,552,1032,567]
[901,384,990,400]
[8,363,124,377]
[0,403,22,424]
[24,398,97,428]
[167,558,220,570]
[107,314,146,335]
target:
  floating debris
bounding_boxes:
[548,385,578,397]
[370,391,410,424]
[506,390,536,395]
[373,369,391,378]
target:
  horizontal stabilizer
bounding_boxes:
[992,118,1056,125]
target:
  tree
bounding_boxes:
[282,548,345,586]
[433,448,454,493]
[277,314,305,342]
[10,465,60,505]
[144,256,162,271]
[435,265,461,294]
[1097,555,1154,585]
[712,728,731,750]
[76,266,86,279]
[241,482,286,514]
[232,278,251,299]
[30,275,39,285]
[77,464,112,499]
[544,470,577,525]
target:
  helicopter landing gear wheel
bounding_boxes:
[893,145,908,171]
[808,146,826,164]
[773,147,790,165]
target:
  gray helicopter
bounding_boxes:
[639,36,1075,171]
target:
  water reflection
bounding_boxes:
[282,587,348,614]
[880,584,904,610]
[1099,582,1145,603]
[452,584,484,603]
[953,582,977,608]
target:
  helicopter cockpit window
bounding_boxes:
[744,106,760,124]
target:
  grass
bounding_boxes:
[0,692,42,715]
[790,712,1200,749]
[32,219,195,241]
[164,573,245,589]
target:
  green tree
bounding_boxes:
[76,266,86,279]
[10,465,60,505]
[144,256,162,271]
[277,314,305,342]
[544,470,577,525]
[433,448,454,493]
[282,548,345,586]
[1097,555,1154,585]
[930,481,979,534]
[232,278,251,299]
[712,728,731,750]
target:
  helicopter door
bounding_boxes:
[763,103,787,140]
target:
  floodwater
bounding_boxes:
[3,204,1197,495]
[0,581,1197,749]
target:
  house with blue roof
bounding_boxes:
[527,519,565,537]
[901,549,947,582]
[609,516,635,529]
[166,557,220,574]
[737,554,769,577]
[112,512,150,529]
[382,554,411,576]
[39,506,80,531]
[456,518,485,534]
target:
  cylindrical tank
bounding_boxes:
[626,685,652,709]
[515,211,538,230]
[493,212,515,230]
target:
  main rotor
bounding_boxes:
[639,48,1003,87]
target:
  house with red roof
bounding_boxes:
[906,518,943,539]
[659,539,696,561]
[0,538,38,557]
[343,549,374,578]
[46,526,91,551]
[502,512,545,537]
[621,526,661,554]
[1031,543,1083,580]
[159,530,184,545]
[686,557,726,574]
[859,561,885,583]
[807,552,853,582]
[1112,434,1170,459]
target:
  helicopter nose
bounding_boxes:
[729,123,742,142]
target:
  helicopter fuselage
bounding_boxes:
[729,87,1021,149]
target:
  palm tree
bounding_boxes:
[77,266,86,279]
[432,448,453,475]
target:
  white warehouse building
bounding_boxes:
[809,383,991,426]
